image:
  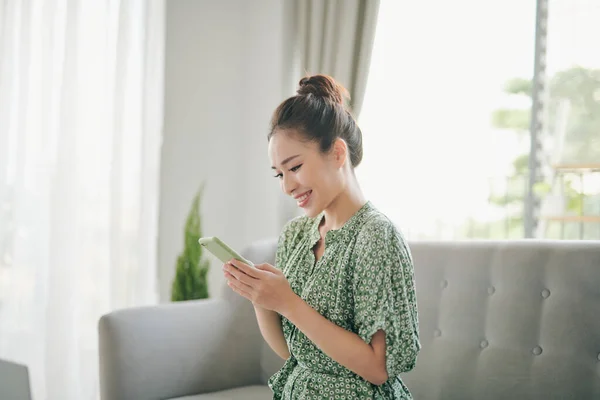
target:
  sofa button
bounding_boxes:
[440,280,448,289]
[434,329,442,337]
[480,340,488,349]
[533,346,543,355]
[487,286,495,295]
[541,289,550,299]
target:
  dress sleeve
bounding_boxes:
[275,216,304,271]
[352,218,421,377]
[274,224,288,271]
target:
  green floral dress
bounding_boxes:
[268,201,421,400]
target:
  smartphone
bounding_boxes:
[198,236,254,267]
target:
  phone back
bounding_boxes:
[198,237,254,266]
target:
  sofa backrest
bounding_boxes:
[243,239,600,399]
[404,240,600,399]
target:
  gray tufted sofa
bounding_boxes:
[99,240,600,400]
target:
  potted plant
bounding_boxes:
[171,184,210,301]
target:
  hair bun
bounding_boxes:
[297,75,349,105]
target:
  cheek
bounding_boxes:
[320,170,344,198]
[299,167,318,188]
[316,165,337,185]
[306,167,334,192]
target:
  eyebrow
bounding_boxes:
[271,155,300,169]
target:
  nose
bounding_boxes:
[282,174,297,196]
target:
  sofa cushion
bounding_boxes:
[168,385,271,400]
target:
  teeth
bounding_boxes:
[297,191,311,202]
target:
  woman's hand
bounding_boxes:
[223,259,299,315]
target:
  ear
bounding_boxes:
[331,138,348,168]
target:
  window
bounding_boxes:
[359,0,600,240]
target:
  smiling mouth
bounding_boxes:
[295,190,312,206]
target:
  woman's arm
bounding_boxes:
[283,295,388,385]
[223,260,388,385]
[253,305,290,360]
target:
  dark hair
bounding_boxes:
[268,75,363,168]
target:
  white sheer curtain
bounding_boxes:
[0,0,164,399]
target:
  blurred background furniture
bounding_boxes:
[99,239,600,400]
[0,358,32,400]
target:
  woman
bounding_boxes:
[222,75,420,399]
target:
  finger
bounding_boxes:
[223,269,235,280]
[224,269,254,288]
[229,259,262,278]
[255,263,279,273]
[228,279,252,300]
[225,263,258,287]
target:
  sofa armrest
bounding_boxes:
[99,298,262,400]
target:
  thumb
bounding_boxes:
[256,263,279,273]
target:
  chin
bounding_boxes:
[302,207,321,218]
[301,201,324,219]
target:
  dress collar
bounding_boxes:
[309,201,373,245]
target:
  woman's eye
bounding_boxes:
[273,164,302,179]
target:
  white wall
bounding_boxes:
[159,0,296,301]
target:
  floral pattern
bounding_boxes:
[268,201,421,399]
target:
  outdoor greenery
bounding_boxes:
[488,66,600,238]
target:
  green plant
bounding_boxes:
[171,184,210,301]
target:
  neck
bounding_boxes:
[322,174,366,230]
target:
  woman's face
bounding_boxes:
[268,129,345,218]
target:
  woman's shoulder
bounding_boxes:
[277,214,314,246]
[281,214,313,235]
[356,206,404,242]
[352,207,413,272]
